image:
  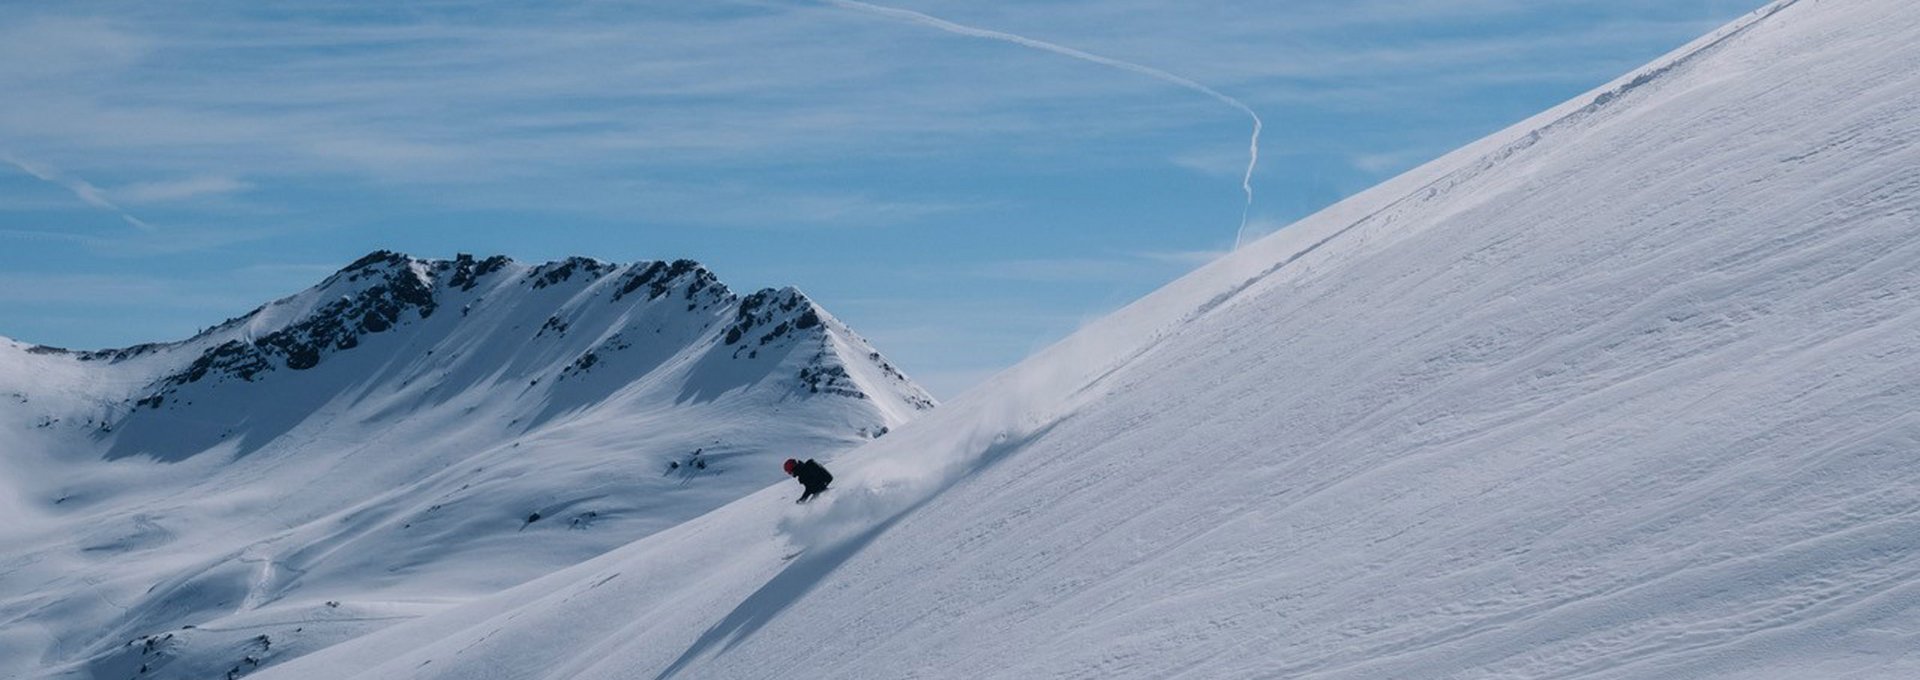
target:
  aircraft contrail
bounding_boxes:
[2,152,155,232]
[819,0,1263,247]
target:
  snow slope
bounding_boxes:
[263,0,1920,678]
[0,252,932,679]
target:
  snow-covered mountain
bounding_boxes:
[257,1,1920,678]
[0,251,932,679]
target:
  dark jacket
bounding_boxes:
[793,459,832,502]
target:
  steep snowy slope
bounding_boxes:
[0,252,932,679]
[264,0,1920,678]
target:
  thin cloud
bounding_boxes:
[970,258,1144,283]
[968,250,1225,283]
[1170,146,1251,179]
[0,221,285,257]
[1350,147,1440,175]
[117,176,251,203]
[1135,249,1229,266]
[0,272,246,308]
[0,15,151,81]
[0,152,155,231]
[234,262,347,278]
[0,1,1744,236]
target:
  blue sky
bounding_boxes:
[0,0,1763,397]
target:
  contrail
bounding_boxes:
[1,152,155,232]
[819,0,1263,247]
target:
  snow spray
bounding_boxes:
[818,0,1264,248]
[778,307,1162,551]
[777,217,1320,551]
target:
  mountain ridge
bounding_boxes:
[0,249,934,679]
[6,249,932,461]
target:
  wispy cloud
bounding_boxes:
[1349,146,1444,175]
[0,0,1763,392]
[0,222,286,257]
[1169,146,1250,179]
[966,249,1224,283]
[669,187,981,228]
[0,272,247,308]
[0,0,1742,238]
[1135,249,1228,266]
[234,262,347,278]
[969,258,1146,283]
[117,175,251,203]
[0,15,151,80]
[1,152,155,231]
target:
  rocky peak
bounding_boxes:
[338,249,412,275]
[721,287,822,351]
[709,286,934,412]
[441,253,514,292]
[122,251,928,418]
[140,252,444,405]
[612,259,729,304]
[127,251,712,396]
[526,256,618,290]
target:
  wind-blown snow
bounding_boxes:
[0,253,932,679]
[259,0,1920,678]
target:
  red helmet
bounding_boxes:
[783,459,798,475]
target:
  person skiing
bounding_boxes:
[783,458,832,503]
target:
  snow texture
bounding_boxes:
[261,0,1920,678]
[0,253,932,679]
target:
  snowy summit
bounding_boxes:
[0,251,932,679]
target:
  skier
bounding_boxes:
[784,458,832,503]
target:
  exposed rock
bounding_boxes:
[446,253,512,291]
